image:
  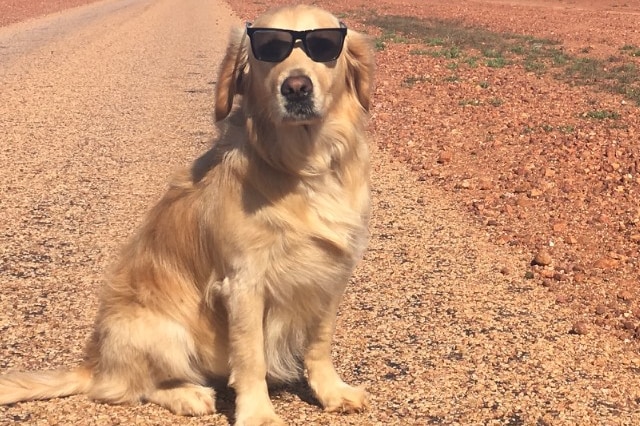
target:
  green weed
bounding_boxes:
[464,56,479,68]
[410,48,431,55]
[583,110,621,120]
[487,57,508,68]
[621,44,640,57]
[459,99,480,106]
[558,125,575,134]
[402,75,429,87]
[375,31,411,51]
[447,62,459,71]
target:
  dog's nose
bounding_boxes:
[280,75,313,100]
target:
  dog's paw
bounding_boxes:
[146,384,215,416]
[234,413,287,426]
[321,384,369,414]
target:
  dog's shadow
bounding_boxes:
[209,378,321,424]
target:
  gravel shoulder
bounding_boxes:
[1,0,640,425]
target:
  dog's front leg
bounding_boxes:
[305,299,369,413]
[220,277,285,426]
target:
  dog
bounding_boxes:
[0,4,374,426]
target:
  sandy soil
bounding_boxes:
[1,0,639,425]
[0,0,106,27]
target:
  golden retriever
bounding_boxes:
[0,4,374,425]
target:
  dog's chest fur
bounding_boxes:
[224,168,369,294]
[207,141,370,382]
[255,183,369,382]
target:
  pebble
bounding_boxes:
[437,150,452,164]
[552,221,567,232]
[593,257,619,269]
[478,177,493,190]
[529,188,544,198]
[540,269,555,278]
[553,272,567,281]
[617,290,633,301]
[532,249,552,266]
[571,321,589,335]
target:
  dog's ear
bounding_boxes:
[344,30,375,112]
[215,27,249,122]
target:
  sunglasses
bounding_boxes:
[246,22,347,63]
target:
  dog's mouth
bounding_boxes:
[283,99,320,122]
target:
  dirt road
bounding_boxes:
[1,0,639,425]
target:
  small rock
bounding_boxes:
[496,235,510,244]
[595,304,607,315]
[501,204,514,215]
[623,320,636,331]
[552,221,567,232]
[540,269,555,278]
[529,188,544,197]
[499,267,511,275]
[532,249,552,266]
[617,290,633,301]
[593,257,619,269]
[478,177,493,190]
[553,272,567,281]
[437,150,452,164]
[555,294,569,304]
[513,181,531,193]
[571,321,589,335]
[516,197,533,208]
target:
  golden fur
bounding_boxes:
[0,5,374,425]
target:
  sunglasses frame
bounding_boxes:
[245,22,348,63]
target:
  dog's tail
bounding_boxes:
[0,366,92,405]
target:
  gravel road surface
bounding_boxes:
[1,0,639,425]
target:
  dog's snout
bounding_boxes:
[280,76,313,100]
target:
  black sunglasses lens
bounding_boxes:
[251,30,293,62]
[305,30,344,62]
